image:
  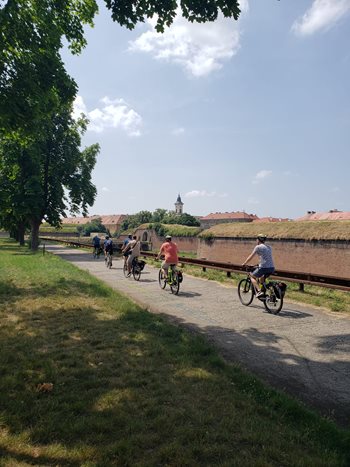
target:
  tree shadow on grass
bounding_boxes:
[0,296,349,465]
[0,277,113,305]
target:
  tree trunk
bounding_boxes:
[18,223,25,246]
[30,219,41,251]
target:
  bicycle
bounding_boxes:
[105,251,112,269]
[158,264,183,295]
[93,246,102,259]
[238,266,286,314]
[123,257,146,281]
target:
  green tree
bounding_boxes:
[81,217,107,237]
[152,208,168,223]
[0,108,99,249]
[0,0,98,136]
[163,211,200,226]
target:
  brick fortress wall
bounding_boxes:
[198,238,350,279]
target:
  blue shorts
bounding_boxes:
[252,267,275,279]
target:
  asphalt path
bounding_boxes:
[46,244,350,427]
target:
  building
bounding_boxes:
[199,211,258,229]
[175,194,184,215]
[295,210,350,221]
[61,214,128,233]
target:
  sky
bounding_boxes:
[62,0,350,220]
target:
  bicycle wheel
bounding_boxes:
[238,278,254,306]
[158,269,167,289]
[264,284,283,314]
[133,263,141,281]
[123,262,129,277]
[170,271,180,295]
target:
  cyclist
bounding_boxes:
[92,234,101,257]
[121,234,133,267]
[156,235,178,281]
[124,235,140,276]
[242,234,275,297]
[103,235,113,263]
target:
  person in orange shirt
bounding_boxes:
[156,235,179,280]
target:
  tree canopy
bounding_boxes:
[120,209,200,232]
[104,0,241,32]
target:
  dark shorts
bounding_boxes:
[252,267,275,279]
[123,251,131,257]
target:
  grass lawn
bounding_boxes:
[1,239,349,466]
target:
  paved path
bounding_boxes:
[46,244,350,426]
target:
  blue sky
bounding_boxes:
[63,0,350,219]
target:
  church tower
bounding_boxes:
[175,194,184,215]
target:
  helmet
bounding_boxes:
[165,235,172,240]
[257,234,266,242]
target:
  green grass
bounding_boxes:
[1,238,350,465]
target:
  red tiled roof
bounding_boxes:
[201,211,258,220]
[296,211,350,221]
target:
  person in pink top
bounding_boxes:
[157,235,179,280]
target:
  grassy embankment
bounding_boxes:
[0,238,349,465]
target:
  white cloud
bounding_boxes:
[129,1,249,77]
[73,96,143,137]
[72,95,87,120]
[172,127,185,135]
[101,187,110,192]
[185,190,227,198]
[330,186,340,193]
[252,170,272,184]
[292,0,350,36]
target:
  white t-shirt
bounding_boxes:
[253,244,274,268]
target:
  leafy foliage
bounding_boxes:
[162,211,200,226]
[80,217,108,237]
[121,209,200,232]
[0,107,99,249]
[0,0,98,135]
[104,0,241,32]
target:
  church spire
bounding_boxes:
[175,193,184,215]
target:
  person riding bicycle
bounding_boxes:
[92,234,101,256]
[242,234,275,298]
[156,235,179,281]
[104,235,113,261]
[121,234,133,266]
[124,235,140,276]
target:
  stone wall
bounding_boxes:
[198,237,350,279]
